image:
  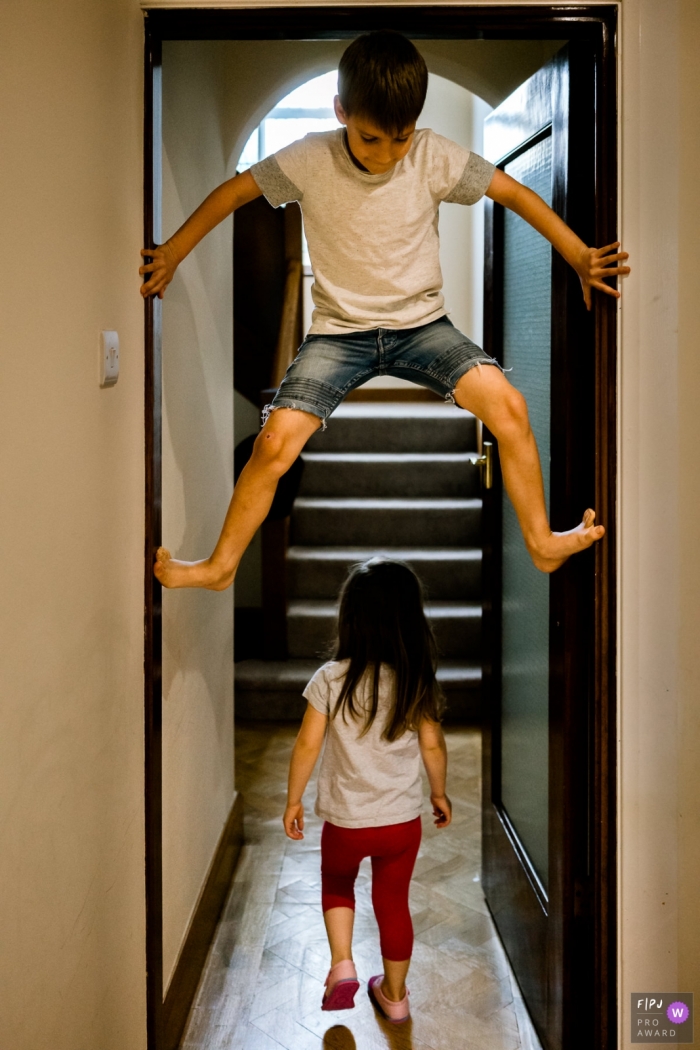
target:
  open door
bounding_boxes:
[481,44,616,1050]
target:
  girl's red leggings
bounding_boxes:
[321,816,422,961]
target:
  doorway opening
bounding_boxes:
[144,10,618,1050]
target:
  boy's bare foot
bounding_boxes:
[153,547,234,591]
[529,509,605,573]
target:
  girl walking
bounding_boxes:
[282,558,452,1024]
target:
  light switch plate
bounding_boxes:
[99,330,119,387]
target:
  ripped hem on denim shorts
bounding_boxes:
[261,402,328,431]
[445,355,512,405]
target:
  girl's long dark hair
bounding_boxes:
[331,558,444,741]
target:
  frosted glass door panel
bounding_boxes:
[500,134,552,891]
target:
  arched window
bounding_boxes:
[238,70,339,171]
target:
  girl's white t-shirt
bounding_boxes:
[303,659,423,829]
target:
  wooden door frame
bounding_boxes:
[481,32,616,1049]
[143,8,617,1050]
[144,24,163,1050]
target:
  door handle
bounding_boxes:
[475,441,493,489]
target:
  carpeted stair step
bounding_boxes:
[286,599,481,660]
[235,657,481,722]
[305,403,476,453]
[299,451,481,498]
[291,497,481,547]
[286,546,481,601]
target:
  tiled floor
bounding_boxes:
[179,725,543,1050]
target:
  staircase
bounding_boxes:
[235,402,483,722]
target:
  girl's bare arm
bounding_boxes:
[418,719,452,828]
[139,169,263,299]
[283,703,328,840]
[486,167,630,311]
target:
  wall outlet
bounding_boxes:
[99,330,119,387]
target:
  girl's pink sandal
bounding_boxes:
[321,960,360,1011]
[368,974,411,1023]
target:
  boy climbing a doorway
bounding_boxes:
[139,30,629,589]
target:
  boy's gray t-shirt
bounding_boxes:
[303,659,423,829]
[250,128,495,335]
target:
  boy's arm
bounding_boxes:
[283,702,328,840]
[139,169,263,299]
[485,168,630,311]
[418,719,452,828]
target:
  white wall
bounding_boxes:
[161,41,236,987]
[0,2,146,1048]
[419,74,492,345]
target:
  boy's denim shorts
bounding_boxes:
[267,315,502,426]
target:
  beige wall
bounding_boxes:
[618,2,699,1041]
[161,41,236,987]
[618,0,700,1031]
[0,2,146,1049]
[677,0,700,1009]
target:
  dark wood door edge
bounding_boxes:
[592,19,618,1049]
[163,793,245,1050]
[144,22,164,1050]
[484,805,549,1038]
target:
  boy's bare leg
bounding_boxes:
[453,365,605,573]
[154,407,322,590]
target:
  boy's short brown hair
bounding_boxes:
[338,31,428,135]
